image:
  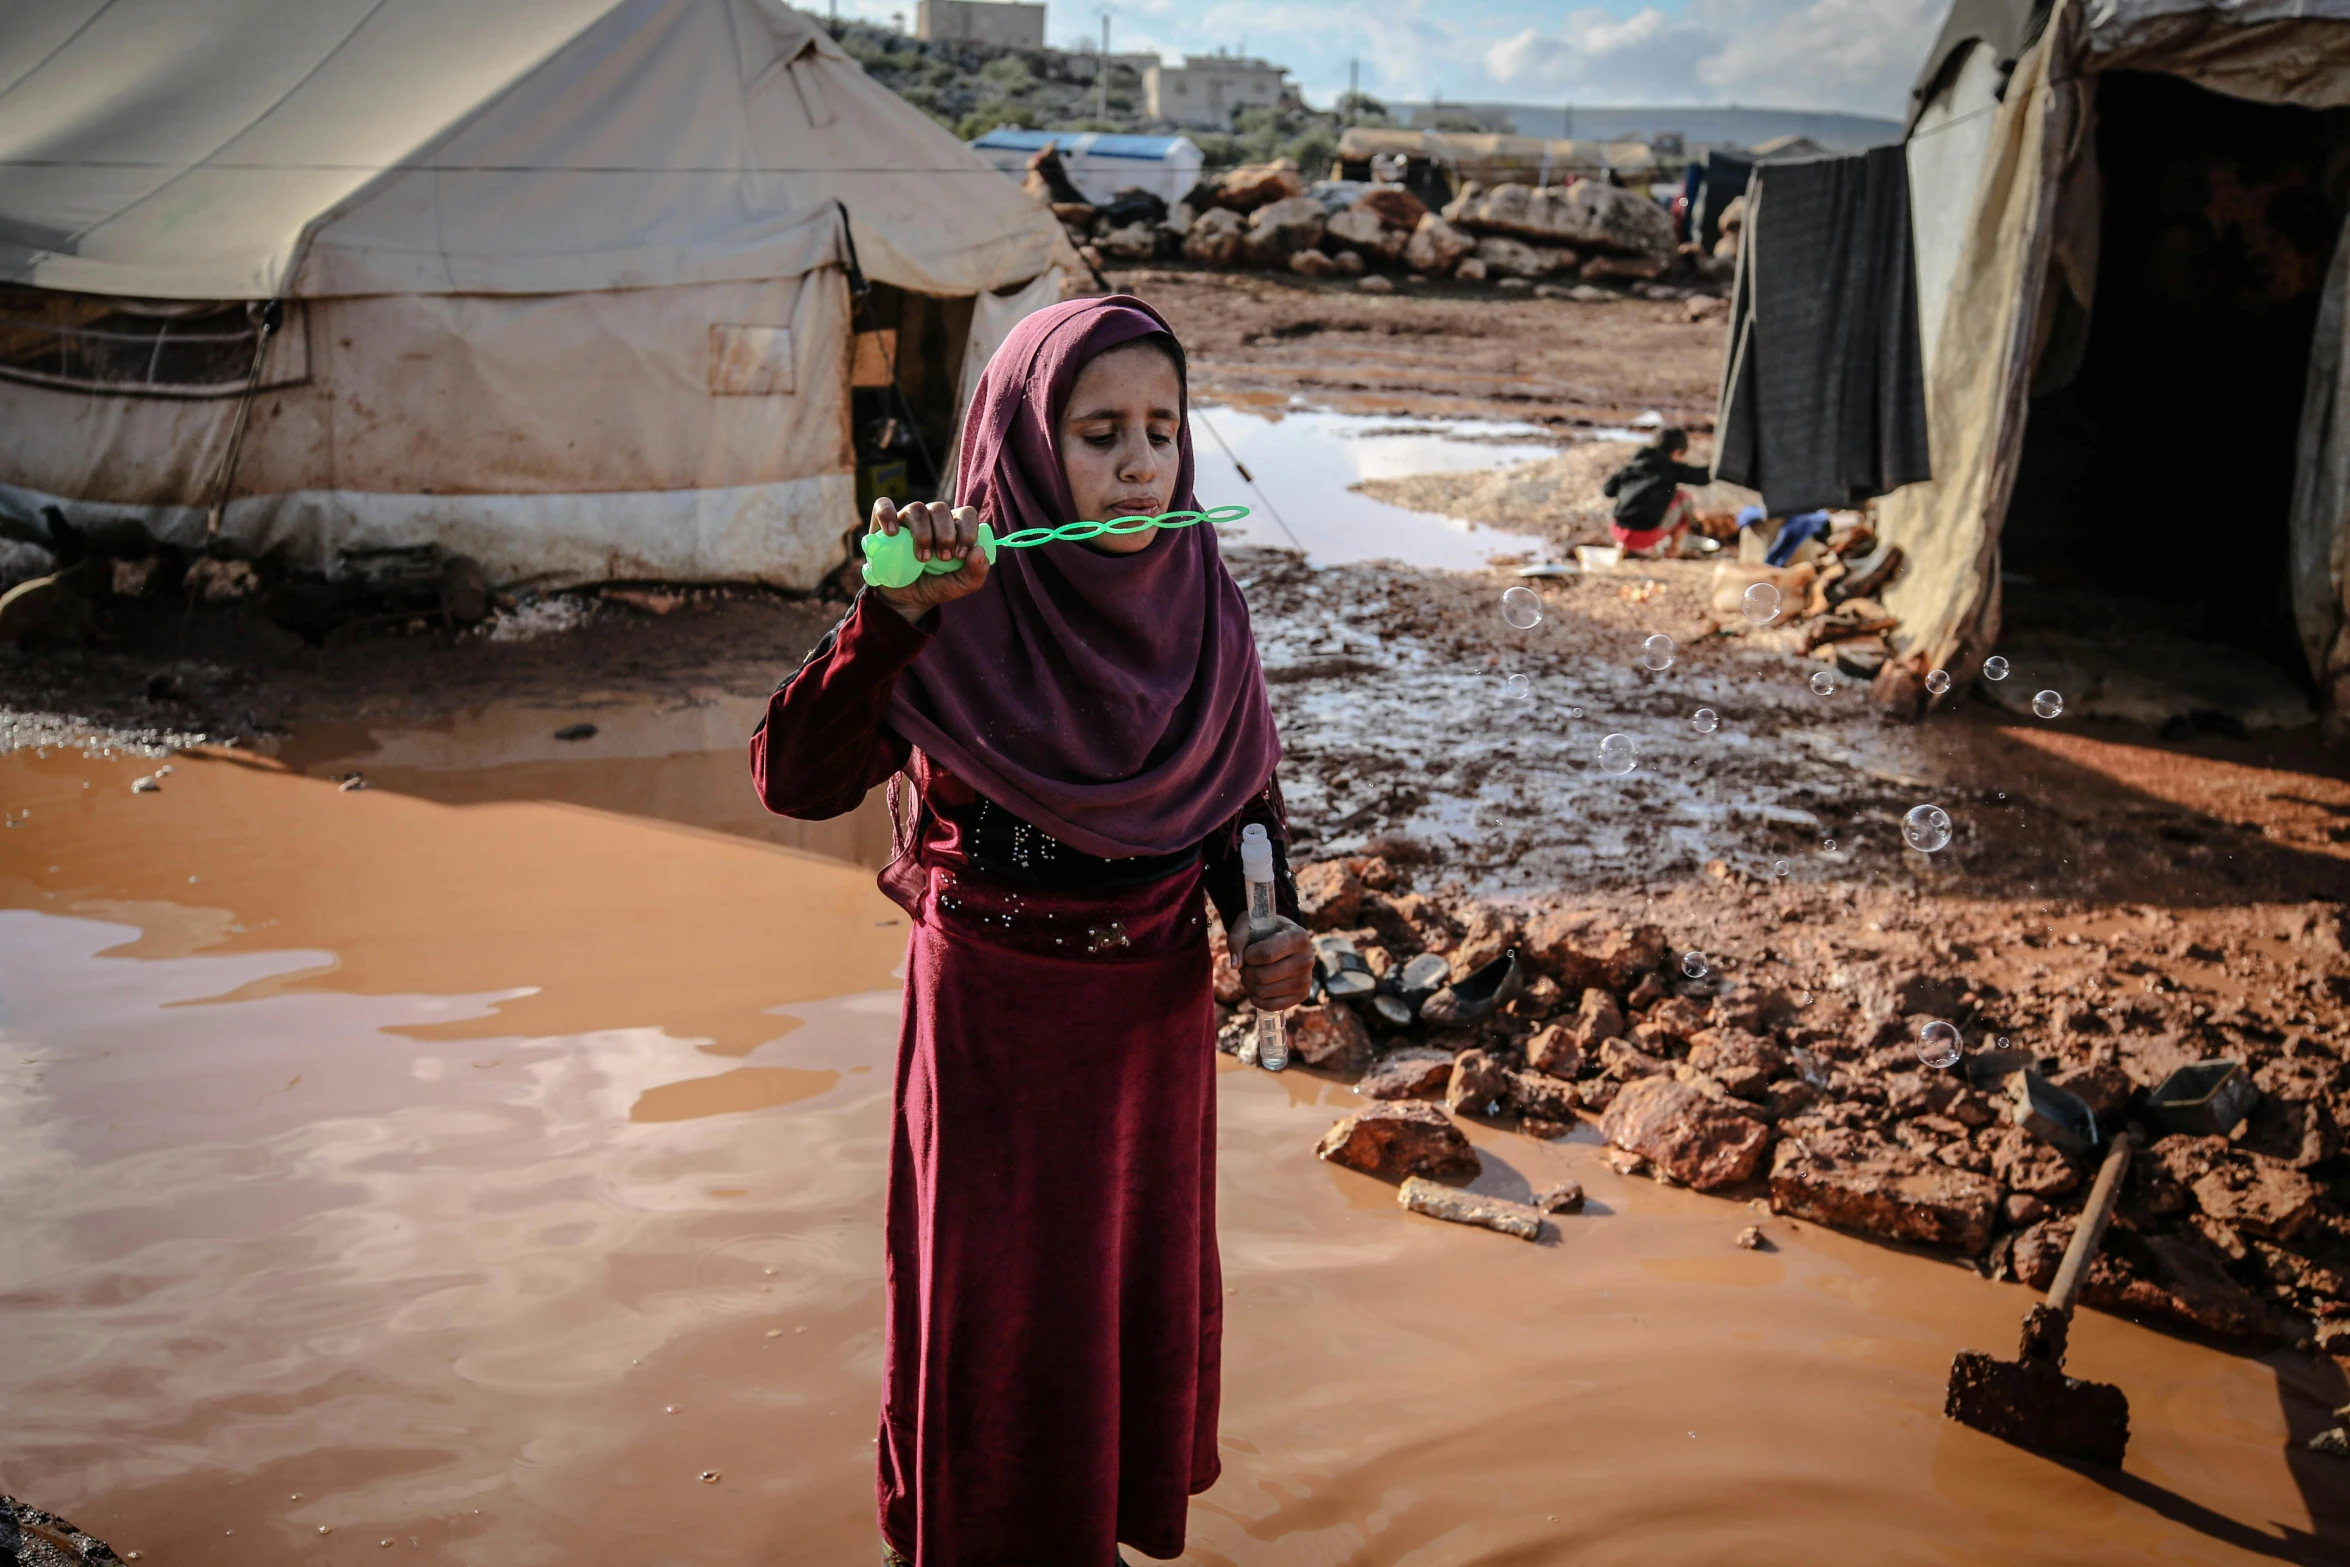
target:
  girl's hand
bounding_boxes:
[872,498,990,621]
[1240,915,1312,1012]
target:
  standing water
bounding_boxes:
[1,733,2339,1561]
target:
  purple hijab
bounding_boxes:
[887,295,1280,860]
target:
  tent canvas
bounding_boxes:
[1879,0,2350,733]
[0,0,1071,590]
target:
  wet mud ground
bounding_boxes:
[5,279,2350,1560]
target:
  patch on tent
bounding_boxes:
[709,325,796,396]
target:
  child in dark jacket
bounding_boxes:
[1603,426,1713,556]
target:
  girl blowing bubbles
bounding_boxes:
[752,296,1309,1565]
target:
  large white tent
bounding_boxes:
[1880,0,2350,730]
[0,0,1070,589]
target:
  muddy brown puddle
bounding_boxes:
[4,711,2346,1564]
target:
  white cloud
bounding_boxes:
[1480,0,1942,116]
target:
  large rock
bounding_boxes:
[1357,1045,1456,1100]
[1284,1001,1372,1073]
[1525,1021,1585,1077]
[1447,180,1674,259]
[1244,195,1327,265]
[2192,1152,2323,1239]
[1472,235,1557,278]
[1354,186,1427,231]
[1565,987,1625,1051]
[1214,161,1305,211]
[1096,222,1160,261]
[1399,1175,1542,1240]
[1317,1101,1480,1181]
[1686,1027,1787,1101]
[1403,214,1474,276]
[1294,859,1364,930]
[1182,206,1247,266]
[1507,1068,1579,1121]
[1323,207,1405,262]
[1769,1128,2001,1255]
[1446,1047,1515,1119]
[1600,1074,1774,1191]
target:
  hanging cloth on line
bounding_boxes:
[1714,144,1933,515]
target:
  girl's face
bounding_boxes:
[1057,341,1182,555]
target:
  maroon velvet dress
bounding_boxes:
[752,589,1295,1566]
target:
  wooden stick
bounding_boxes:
[2046,1131,2138,1317]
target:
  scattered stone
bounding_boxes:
[1506,1068,1578,1121]
[1445,1047,1515,1118]
[1685,1027,1786,1099]
[1287,247,1339,278]
[2234,1095,2340,1170]
[1535,1180,1586,1213]
[130,773,160,793]
[1213,161,1305,211]
[1354,186,1427,230]
[1295,858,1364,930]
[2013,1218,2275,1341]
[1356,1045,1456,1100]
[1316,1101,1479,1181]
[1443,180,1674,259]
[1632,995,1710,1052]
[1243,196,1328,265]
[1284,1001,1373,1074]
[1452,905,1521,973]
[1603,1146,1649,1177]
[2190,1152,2323,1240]
[1600,1075,1773,1191]
[553,722,598,741]
[1403,213,1474,276]
[1453,257,1489,281]
[2309,1428,2350,1458]
[2,1495,124,1565]
[1596,1037,1666,1080]
[1580,253,1668,283]
[1398,1175,1543,1240]
[1565,986,1626,1050]
[1182,206,1247,266]
[1521,1116,1575,1140]
[1769,1129,2000,1255]
[1736,1225,1770,1251]
[2004,1192,2048,1226]
[1525,1021,1585,1078]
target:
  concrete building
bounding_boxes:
[1144,54,1287,128]
[916,0,1045,48]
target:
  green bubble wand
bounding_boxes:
[860,505,1251,589]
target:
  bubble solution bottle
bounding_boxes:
[1239,823,1289,1071]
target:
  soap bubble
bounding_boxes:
[1501,586,1543,629]
[1681,950,1709,979]
[1914,1018,1962,1070]
[1566,705,1584,718]
[1810,669,1837,696]
[1995,1035,2011,1049]
[1639,633,1676,671]
[1983,655,2010,681]
[1902,803,1953,853]
[1500,673,1532,701]
[1690,707,1719,733]
[1598,733,1638,775]
[1821,838,1837,853]
[1924,669,1951,696]
[1772,859,1790,877]
[2032,689,2063,719]
[1741,582,1782,625]
[1797,990,1815,1007]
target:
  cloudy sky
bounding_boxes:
[841,0,1945,118]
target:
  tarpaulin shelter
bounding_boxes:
[968,128,1203,207]
[0,0,1072,591]
[1880,0,2350,729]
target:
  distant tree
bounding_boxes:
[958,104,1043,140]
[1429,114,1488,134]
[1336,91,1390,126]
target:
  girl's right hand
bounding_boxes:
[871,499,990,621]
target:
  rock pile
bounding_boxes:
[1040,154,1716,300]
[1260,855,2349,1352]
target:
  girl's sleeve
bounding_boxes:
[1200,773,1302,939]
[750,590,929,819]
